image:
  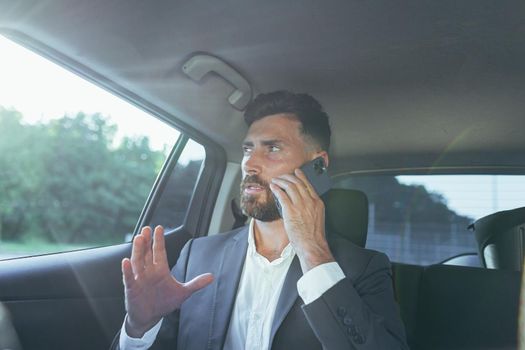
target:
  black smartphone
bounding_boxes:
[300,156,332,196]
[274,156,332,216]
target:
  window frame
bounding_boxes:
[137,133,226,239]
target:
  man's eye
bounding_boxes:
[243,147,252,154]
[269,146,280,152]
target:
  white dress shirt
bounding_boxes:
[223,220,296,350]
[119,220,345,349]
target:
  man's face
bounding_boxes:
[240,114,312,222]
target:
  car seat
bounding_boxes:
[323,189,368,248]
[470,206,525,270]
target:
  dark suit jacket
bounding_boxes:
[111,226,408,349]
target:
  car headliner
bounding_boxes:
[1,0,524,173]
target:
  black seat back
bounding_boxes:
[323,189,368,247]
[393,263,521,349]
[392,263,424,349]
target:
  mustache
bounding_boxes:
[240,175,270,191]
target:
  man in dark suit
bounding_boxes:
[112,91,408,349]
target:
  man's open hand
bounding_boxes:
[121,226,214,338]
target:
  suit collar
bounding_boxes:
[269,255,302,347]
[209,226,248,349]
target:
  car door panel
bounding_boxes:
[0,230,192,350]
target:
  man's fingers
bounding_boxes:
[277,173,305,187]
[183,273,214,295]
[294,168,317,199]
[152,225,168,266]
[277,171,316,199]
[271,178,303,205]
[122,258,135,288]
[143,228,153,268]
[270,182,291,208]
[131,227,149,274]
[130,235,143,274]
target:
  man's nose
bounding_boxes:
[243,151,262,175]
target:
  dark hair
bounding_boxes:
[243,90,331,152]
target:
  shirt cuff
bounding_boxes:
[297,262,345,304]
[118,315,163,350]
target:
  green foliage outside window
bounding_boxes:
[0,107,166,248]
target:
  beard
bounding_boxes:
[240,174,281,222]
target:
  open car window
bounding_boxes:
[333,174,525,265]
[0,35,199,260]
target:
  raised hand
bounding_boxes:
[121,226,214,338]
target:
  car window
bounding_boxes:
[0,35,196,260]
[333,174,525,265]
[145,138,206,232]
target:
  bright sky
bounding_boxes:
[0,34,180,153]
[398,175,525,220]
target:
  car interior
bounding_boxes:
[0,1,524,349]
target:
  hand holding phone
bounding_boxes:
[274,156,331,216]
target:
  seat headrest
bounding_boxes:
[323,189,369,248]
[471,206,525,270]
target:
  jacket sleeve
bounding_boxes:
[301,252,408,349]
[109,239,194,350]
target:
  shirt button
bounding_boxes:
[343,316,353,326]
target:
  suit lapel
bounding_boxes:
[208,228,248,349]
[269,255,302,346]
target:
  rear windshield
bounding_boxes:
[333,175,525,265]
